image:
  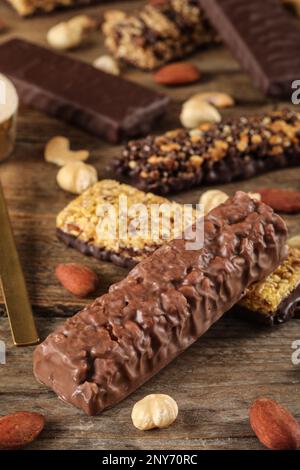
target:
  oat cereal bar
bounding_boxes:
[102,0,215,70]
[7,0,101,16]
[236,248,300,325]
[56,179,196,268]
[114,109,300,195]
[34,192,287,415]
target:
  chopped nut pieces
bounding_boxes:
[115,109,300,194]
[93,55,120,76]
[56,161,98,194]
[102,0,216,70]
[47,15,97,51]
[45,136,89,166]
[132,394,178,431]
[154,63,201,86]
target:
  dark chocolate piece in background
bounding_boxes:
[0,39,169,143]
[33,193,287,415]
[199,0,300,97]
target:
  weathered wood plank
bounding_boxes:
[0,0,299,451]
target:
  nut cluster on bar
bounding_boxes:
[238,248,300,325]
[102,0,215,70]
[56,179,196,267]
[115,109,300,195]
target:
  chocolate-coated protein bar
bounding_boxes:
[7,0,101,16]
[33,192,287,415]
[56,179,197,268]
[199,0,300,97]
[114,109,300,194]
[0,39,169,143]
[103,0,215,70]
[236,248,300,326]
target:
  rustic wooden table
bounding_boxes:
[0,0,299,451]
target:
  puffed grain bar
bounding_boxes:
[102,0,215,70]
[114,109,300,195]
[56,179,197,268]
[7,0,101,16]
[33,192,287,415]
[235,248,300,325]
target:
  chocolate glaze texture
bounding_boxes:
[33,193,287,415]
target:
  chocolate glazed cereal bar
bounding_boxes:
[235,248,300,326]
[7,0,101,16]
[114,109,300,195]
[56,179,197,268]
[102,0,215,70]
[33,193,287,415]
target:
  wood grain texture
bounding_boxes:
[0,0,299,451]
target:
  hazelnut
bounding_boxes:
[57,161,98,194]
[287,235,300,249]
[131,394,178,431]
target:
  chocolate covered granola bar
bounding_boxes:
[56,179,197,267]
[236,248,300,325]
[7,0,100,16]
[102,0,215,70]
[115,109,300,195]
[34,192,287,415]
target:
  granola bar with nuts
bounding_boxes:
[7,0,100,16]
[102,0,216,70]
[236,248,300,325]
[114,109,300,195]
[56,179,197,267]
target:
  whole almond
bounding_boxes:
[154,63,201,86]
[250,398,300,450]
[0,412,45,450]
[55,263,99,298]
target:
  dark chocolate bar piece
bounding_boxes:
[56,179,197,268]
[0,39,169,143]
[199,0,300,97]
[114,109,300,195]
[235,248,300,326]
[7,0,101,16]
[33,192,287,415]
[103,0,216,70]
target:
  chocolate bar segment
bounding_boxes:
[0,39,169,143]
[199,0,300,97]
[7,0,101,16]
[56,179,197,268]
[33,193,287,415]
[103,0,216,70]
[236,248,300,326]
[115,109,300,194]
